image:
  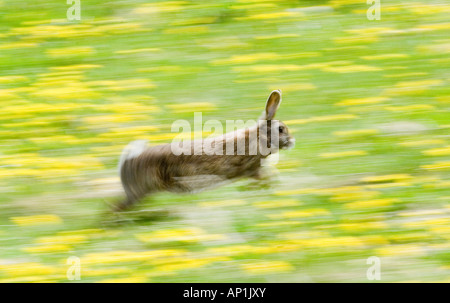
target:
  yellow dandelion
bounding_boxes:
[364,182,411,189]
[333,36,379,44]
[81,249,185,265]
[344,198,398,210]
[422,146,450,156]
[0,276,56,283]
[388,232,431,243]
[320,150,368,158]
[155,259,213,272]
[402,218,449,229]
[133,2,186,14]
[46,46,95,58]
[22,244,71,253]
[115,48,161,54]
[252,199,300,208]
[11,214,63,226]
[237,11,302,21]
[31,86,99,100]
[98,102,159,114]
[360,174,412,183]
[421,161,450,170]
[408,4,450,15]
[82,115,137,124]
[339,221,387,231]
[262,242,303,253]
[166,102,216,112]
[330,0,373,8]
[0,42,38,49]
[417,22,450,31]
[360,235,389,245]
[336,97,388,106]
[0,263,58,277]
[35,235,87,245]
[211,53,280,65]
[135,228,226,243]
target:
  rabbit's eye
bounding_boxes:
[279,126,284,133]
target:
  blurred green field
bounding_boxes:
[0,0,449,282]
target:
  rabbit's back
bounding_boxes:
[121,139,263,195]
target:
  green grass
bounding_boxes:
[0,0,449,282]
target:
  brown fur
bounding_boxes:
[114,90,294,211]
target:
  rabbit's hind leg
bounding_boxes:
[113,184,148,212]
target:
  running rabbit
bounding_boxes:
[115,90,294,211]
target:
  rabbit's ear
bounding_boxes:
[263,89,282,120]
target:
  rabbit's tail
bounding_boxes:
[115,140,149,211]
[118,139,149,175]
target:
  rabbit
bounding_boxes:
[114,89,295,211]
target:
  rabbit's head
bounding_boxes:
[259,90,295,152]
